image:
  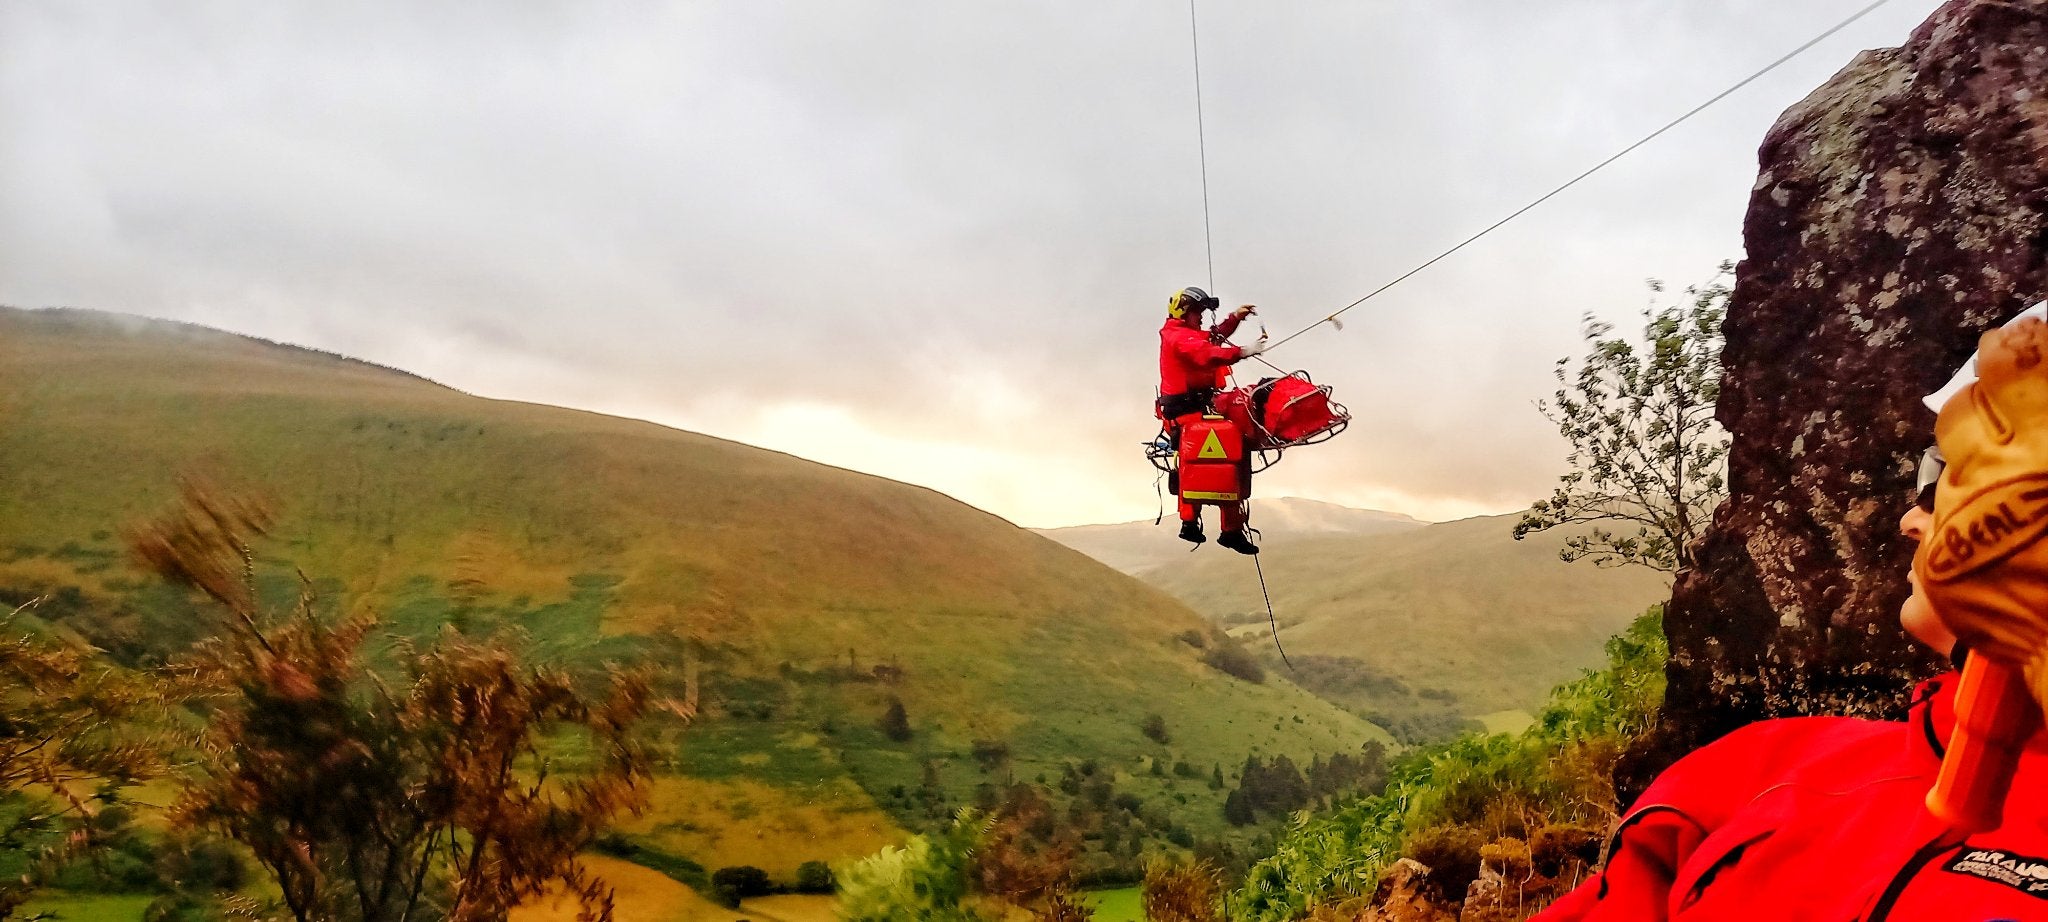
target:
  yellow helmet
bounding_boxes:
[1167,286,1218,319]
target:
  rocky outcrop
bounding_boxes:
[1351,860,1457,922]
[1644,0,2048,786]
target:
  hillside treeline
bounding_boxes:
[1222,747,1387,826]
[831,609,1666,921]
[1232,609,1665,920]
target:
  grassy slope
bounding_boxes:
[1146,515,1669,716]
[0,307,1386,873]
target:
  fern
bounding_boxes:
[1229,607,1667,920]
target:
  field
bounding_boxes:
[1088,887,1144,922]
[511,855,742,922]
[622,776,901,879]
[14,894,157,922]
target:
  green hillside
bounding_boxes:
[0,307,1388,881]
[1144,515,1668,740]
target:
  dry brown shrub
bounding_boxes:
[1032,884,1093,922]
[0,597,170,917]
[131,481,657,922]
[1142,858,1222,922]
[1403,823,1488,905]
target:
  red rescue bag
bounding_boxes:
[1175,415,1244,504]
[1218,373,1349,450]
[1259,373,1344,443]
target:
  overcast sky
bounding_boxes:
[1,0,1947,528]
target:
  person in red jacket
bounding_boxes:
[1536,313,2048,921]
[1158,286,1267,553]
[1536,465,2048,920]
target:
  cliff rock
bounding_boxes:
[1645,0,2048,786]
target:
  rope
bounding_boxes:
[1189,0,1215,292]
[1252,538,1293,670]
[1262,0,1894,354]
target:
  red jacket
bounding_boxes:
[1538,671,2048,921]
[1159,312,1246,398]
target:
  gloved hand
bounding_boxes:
[1234,304,1257,320]
[1237,336,1269,358]
[1916,316,2048,701]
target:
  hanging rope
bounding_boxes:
[1189,0,1216,293]
[1259,0,1895,355]
[1253,542,1293,670]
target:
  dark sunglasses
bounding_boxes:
[1915,445,1945,513]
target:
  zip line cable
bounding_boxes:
[1188,0,1289,377]
[1250,0,1894,355]
[1181,0,1890,665]
[1189,0,1216,293]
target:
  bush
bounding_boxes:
[1141,714,1171,745]
[971,738,1010,772]
[836,812,995,922]
[156,834,247,893]
[1221,789,1255,827]
[1144,859,1222,922]
[51,837,157,892]
[711,865,774,908]
[1405,823,1487,903]
[880,698,913,742]
[1200,640,1266,683]
[1035,885,1094,922]
[144,892,226,922]
[795,859,835,893]
[588,834,707,889]
[124,484,655,922]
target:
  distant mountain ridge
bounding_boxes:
[1035,497,1426,575]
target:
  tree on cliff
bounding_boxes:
[1516,269,1731,572]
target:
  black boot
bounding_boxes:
[1177,519,1205,545]
[1217,529,1259,555]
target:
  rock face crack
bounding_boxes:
[1635,0,2048,794]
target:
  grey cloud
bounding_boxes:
[1,0,1947,524]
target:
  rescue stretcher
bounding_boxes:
[1146,370,1350,508]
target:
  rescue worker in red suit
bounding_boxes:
[1158,286,1268,554]
[1535,305,2048,921]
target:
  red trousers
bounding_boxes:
[1179,495,1247,530]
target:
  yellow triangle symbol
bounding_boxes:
[1197,430,1228,459]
